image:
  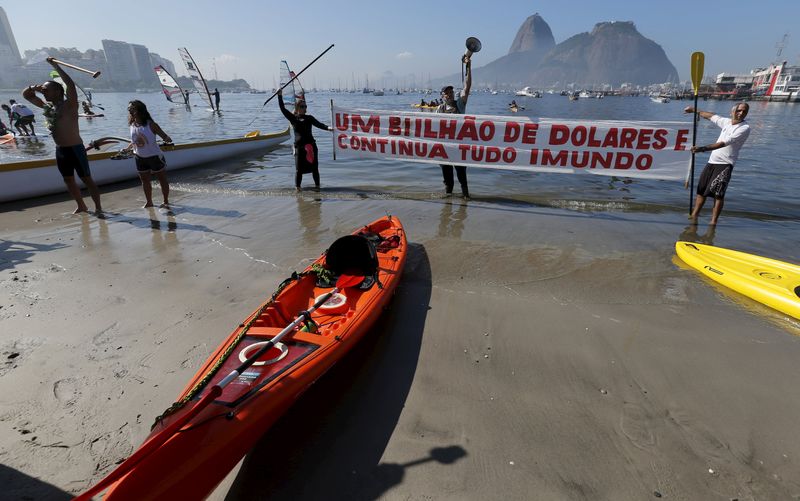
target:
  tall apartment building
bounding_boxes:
[0,7,22,69]
[101,39,141,82]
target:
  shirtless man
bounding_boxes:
[22,58,102,214]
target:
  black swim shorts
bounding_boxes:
[15,115,34,126]
[134,154,166,172]
[696,163,733,199]
[55,144,92,178]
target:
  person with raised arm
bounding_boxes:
[436,52,473,200]
[277,88,330,191]
[22,58,102,214]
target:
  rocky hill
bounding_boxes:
[532,21,678,86]
[471,13,555,85]
[449,15,678,88]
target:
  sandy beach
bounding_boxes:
[2,179,800,500]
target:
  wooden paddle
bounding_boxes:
[686,52,705,214]
[50,58,101,78]
[74,273,362,500]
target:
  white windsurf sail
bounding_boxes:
[279,60,305,107]
[49,70,98,109]
[155,65,187,104]
[178,47,214,110]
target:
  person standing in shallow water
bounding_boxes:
[212,88,220,110]
[277,89,330,191]
[684,103,751,225]
[123,100,173,208]
[436,53,473,200]
[22,58,102,214]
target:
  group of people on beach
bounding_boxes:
[22,58,172,214]
[18,50,751,224]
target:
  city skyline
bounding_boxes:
[2,1,799,89]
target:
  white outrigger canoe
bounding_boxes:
[0,128,290,203]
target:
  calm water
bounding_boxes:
[1,90,798,219]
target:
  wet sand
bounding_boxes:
[2,182,800,500]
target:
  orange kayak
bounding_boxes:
[93,216,407,500]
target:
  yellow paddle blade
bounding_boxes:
[245,130,260,138]
[691,52,705,96]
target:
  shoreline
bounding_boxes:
[2,183,800,499]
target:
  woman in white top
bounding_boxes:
[126,100,173,207]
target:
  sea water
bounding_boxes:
[1,90,798,222]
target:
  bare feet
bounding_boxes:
[295,186,302,192]
[143,202,154,208]
[159,202,170,208]
[73,206,89,214]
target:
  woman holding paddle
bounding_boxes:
[277,88,330,192]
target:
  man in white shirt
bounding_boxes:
[9,99,36,136]
[684,103,750,225]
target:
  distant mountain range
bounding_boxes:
[444,13,678,89]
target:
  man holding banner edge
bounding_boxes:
[684,103,750,225]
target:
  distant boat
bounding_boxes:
[515,86,540,98]
[650,95,669,103]
[372,89,384,96]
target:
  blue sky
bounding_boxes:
[5,0,799,88]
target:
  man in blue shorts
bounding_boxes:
[22,58,102,214]
[684,103,750,225]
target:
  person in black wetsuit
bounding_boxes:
[277,89,331,191]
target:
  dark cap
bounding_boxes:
[441,85,453,93]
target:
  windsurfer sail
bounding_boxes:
[155,65,189,105]
[49,70,102,110]
[279,60,305,107]
[178,47,215,110]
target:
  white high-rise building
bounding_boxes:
[0,7,22,69]
[150,53,177,77]
[131,43,157,85]
[101,39,140,83]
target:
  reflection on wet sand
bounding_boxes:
[437,200,467,239]
[679,222,716,245]
[80,213,110,248]
[296,195,322,247]
[146,207,179,249]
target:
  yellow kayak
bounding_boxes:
[675,241,800,320]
